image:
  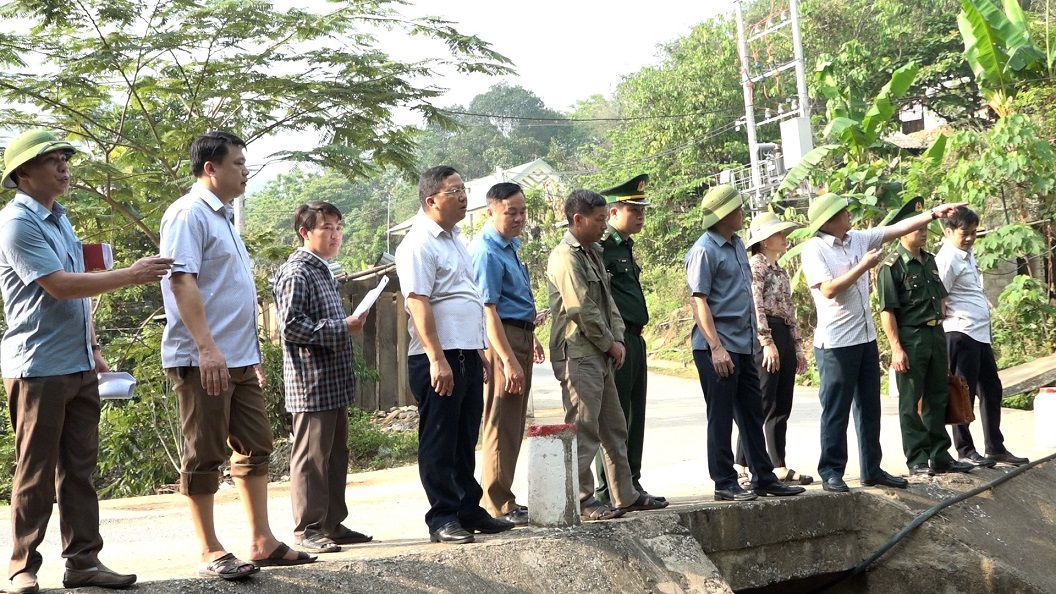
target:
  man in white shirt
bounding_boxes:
[935,206,1028,467]
[800,193,963,493]
[395,166,515,544]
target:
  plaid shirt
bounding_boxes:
[273,249,356,413]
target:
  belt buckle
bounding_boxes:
[926,319,938,327]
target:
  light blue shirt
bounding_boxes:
[684,230,757,355]
[468,222,536,323]
[0,193,93,377]
[160,183,260,368]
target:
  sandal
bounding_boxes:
[326,525,373,545]
[779,468,814,485]
[620,493,670,512]
[251,543,317,567]
[296,534,341,553]
[198,553,260,580]
[737,471,751,489]
[580,502,627,521]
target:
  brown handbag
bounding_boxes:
[945,373,975,425]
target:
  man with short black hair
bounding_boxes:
[274,201,373,554]
[936,206,1028,468]
[547,189,668,521]
[161,131,314,579]
[469,182,545,525]
[396,166,514,543]
[0,129,172,593]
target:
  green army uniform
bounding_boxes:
[876,199,958,472]
[595,174,652,501]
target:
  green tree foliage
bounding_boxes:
[246,167,419,271]
[0,0,505,498]
[416,83,579,179]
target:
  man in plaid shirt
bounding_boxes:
[273,201,372,554]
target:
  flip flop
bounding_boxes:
[198,553,260,580]
[580,502,626,521]
[296,534,341,553]
[620,493,670,512]
[780,468,814,485]
[326,525,373,545]
[252,543,317,567]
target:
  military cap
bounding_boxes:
[600,174,650,206]
[2,129,78,189]
[880,196,926,226]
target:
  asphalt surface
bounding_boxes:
[1,362,1050,590]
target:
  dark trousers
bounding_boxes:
[946,331,1007,457]
[815,341,884,482]
[5,372,104,580]
[290,408,350,538]
[894,326,955,468]
[408,350,488,532]
[693,350,776,491]
[595,331,647,499]
[735,318,796,468]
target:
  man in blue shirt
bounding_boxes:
[0,129,171,593]
[685,185,804,502]
[469,182,545,525]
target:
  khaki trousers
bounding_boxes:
[5,372,104,579]
[553,354,637,508]
[290,408,350,538]
[480,324,535,516]
[166,366,273,495]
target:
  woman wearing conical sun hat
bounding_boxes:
[733,212,813,487]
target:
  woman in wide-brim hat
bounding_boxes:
[734,212,814,487]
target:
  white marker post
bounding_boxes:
[526,423,580,527]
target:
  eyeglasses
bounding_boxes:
[433,187,470,197]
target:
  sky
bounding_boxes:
[248,0,736,191]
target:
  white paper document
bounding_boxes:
[98,371,137,400]
[351,276,390,318]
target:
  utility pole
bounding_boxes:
[733,0,812,211]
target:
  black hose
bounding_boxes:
[808,452,1056,593]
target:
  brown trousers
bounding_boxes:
[553,354,638,508]
[166,366,273,496]
[480,324,535,516]
[5,372,104,579]
[290,408,350,537]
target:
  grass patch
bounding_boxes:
[348,407,418,471]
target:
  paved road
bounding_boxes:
[1,363,1051,589]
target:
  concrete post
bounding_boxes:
[526,424,580,527]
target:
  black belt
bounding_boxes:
[909,319,942,327]
[625,324,644,336]
[502,318,535,332]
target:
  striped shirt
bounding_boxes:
[801,227,884,349]
[395,213,486,356]
[273,249,356,413]
[935,242,992,343]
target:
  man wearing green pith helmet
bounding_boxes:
[593,174,665,505]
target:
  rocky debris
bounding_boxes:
[372,406,419,433]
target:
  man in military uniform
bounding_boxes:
[593,174,663,504]
[876,197,973,476]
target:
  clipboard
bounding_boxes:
[351,276,389,318]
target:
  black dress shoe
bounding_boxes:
[714,486,758,501]
[986,451,1029,466]
[821,477,849,493]
[935,460,974,474]
[429,521,474,544]
[862,471,909,489]
[754,482,806,497]
[960,452,997,468]
[461,516,515,534]
[911,463,934,476]
[498,508,529,525]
